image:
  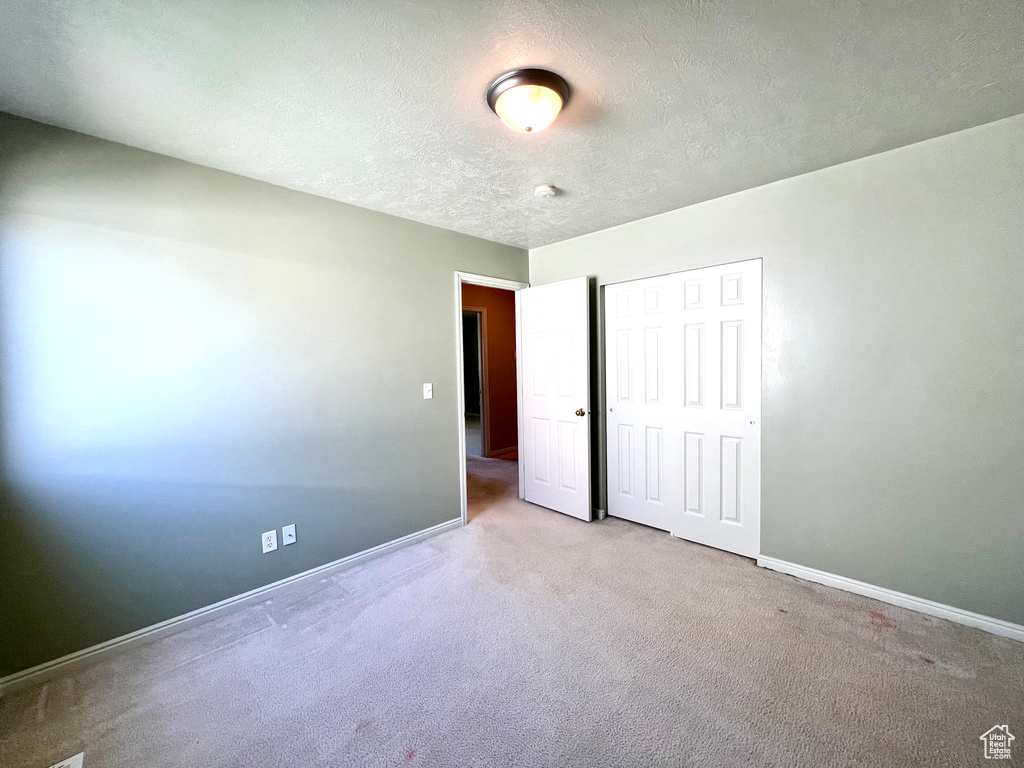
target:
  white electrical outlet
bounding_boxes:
[282,524,296,546]
[262,530,278,553]
[48,755,84,768]
[423,382,433,399]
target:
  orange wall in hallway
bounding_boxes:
[462,284,518,457]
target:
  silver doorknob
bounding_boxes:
[576,408,586,417]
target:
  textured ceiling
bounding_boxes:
[2,0,1023,249]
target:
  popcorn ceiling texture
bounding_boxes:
[1,0,1022,248]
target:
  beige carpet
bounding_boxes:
[2,459,1021,767]
[466,453,518,521]
[465,415,482,458]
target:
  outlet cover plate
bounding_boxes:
[423,383,432,399]
[282,524,296,546]
[49,755,84,768]
[262,530,278,553]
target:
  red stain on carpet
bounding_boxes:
[392,748,416,766]
[870,611,894,629]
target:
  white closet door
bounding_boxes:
[520,277,592,521]
[604,260,761,557]
[672,260,761,557]
[604,275,679,532]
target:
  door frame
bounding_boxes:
[454,272,529,526]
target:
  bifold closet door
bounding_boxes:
[672,260,761,557]
[605,260,761,557]
[604,275,679,532]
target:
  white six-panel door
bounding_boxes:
[521,277,592,521]
[605,260,761,557]
[604,274,679,532]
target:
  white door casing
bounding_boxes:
[521,277,592,521]
[454,271,530,527]
[605,260,762,557]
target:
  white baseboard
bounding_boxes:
[757,555,1024,643]
[0,518,463,698]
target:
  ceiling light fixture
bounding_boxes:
[486,68,570,134]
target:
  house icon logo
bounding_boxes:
[980,725,1015,760]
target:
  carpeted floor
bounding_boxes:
[2,458,1021,767]
[466,453,517,521]
[465,415,482,457]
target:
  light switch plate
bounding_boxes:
[423,383,433,399]
[262,530,278,553]
[49,755,84,768]
[282,524,296,546]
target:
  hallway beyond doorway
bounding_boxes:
[466,455,518,522]
[465,415,482,457]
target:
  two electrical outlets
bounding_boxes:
[262,524,297,554]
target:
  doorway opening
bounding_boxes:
[462,310,483,457]
[455,273,528,525]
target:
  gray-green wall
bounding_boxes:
[0,113,527,677]
[530,114,1024,626]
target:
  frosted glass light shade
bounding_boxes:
[494,84,563,134]
[486,68,571,135]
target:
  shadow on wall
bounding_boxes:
[0,113,526,678]
[0,184,422,673]
[0,121,58,677]
[0,118,413,677]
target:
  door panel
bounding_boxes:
[604,276,677,532]
[521,277,591,521]
[604,260,761,556]
[674,260,761,557]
